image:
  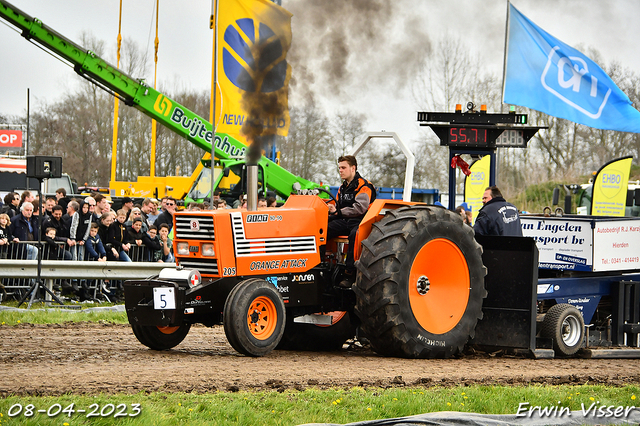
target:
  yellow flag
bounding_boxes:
[591,156,632,216]
[216,0,292,139]
[464,156,491,224]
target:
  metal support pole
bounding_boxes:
[17,176,65,308]
[247,165,258,211]
[448,149,457,211]
[448,148,498,211]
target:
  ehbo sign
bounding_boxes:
[0,130,23,149]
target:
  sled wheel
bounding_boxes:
[541,303,584,356]
[354,205,486,358]
[131,323,191,351]
[277,311,356,351]
[223,278,285,356]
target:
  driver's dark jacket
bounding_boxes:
[331,172,376,220]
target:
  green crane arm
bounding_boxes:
[0,0,319,198]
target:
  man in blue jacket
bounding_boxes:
[473,186,523,236]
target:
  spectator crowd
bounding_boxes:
[0,189,180,264]
[0,188,278,265]
[0,188,280,300]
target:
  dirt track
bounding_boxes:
[2,322,640,396]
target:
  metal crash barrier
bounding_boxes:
[0,259,175,303]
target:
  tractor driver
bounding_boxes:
[327,155,376,288]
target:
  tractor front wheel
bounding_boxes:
[223,278,286,356]
[131,323,191,351]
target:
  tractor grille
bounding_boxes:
[175,215,215,240]
[235,237,317,255]
[177,258,219,276]
[231,213,317,257]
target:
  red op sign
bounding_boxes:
[0,130,23,149]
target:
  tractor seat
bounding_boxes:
[331,236,349,263]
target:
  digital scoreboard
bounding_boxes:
[417,103,546,211]
[417,107,543,149]
[448,127,489,145]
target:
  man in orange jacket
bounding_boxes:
[327,155,376,288]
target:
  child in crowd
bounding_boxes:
[107,209,131,262]
[70,200,93,260]
[85,222,110,296]
[213,199,228,209]
[0,213,9,295]
[125,207,148,232]
[126,217,156,261]
[85,222,107,262]
[145,225,163,262]
[158,223,174,262]
[127,218,145,247]
[43,227,61,260]
[0,213,12,259]
[44,226,86,296]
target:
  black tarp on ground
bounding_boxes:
[300,408,640,426]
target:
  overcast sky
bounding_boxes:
[1,0,639,146]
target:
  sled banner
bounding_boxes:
[591,156,632,217]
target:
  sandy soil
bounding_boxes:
[1,323,639,396]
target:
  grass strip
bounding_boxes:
[0,385,638,426]
[0,302,127,325]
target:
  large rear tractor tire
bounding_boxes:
[131,323,191,351]
[541,303,584,356]
[223,278,286,356]
[354,205,486,358]
[277,311,356,351]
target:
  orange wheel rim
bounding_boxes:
[247,296,277,340]
[408,238,470,334]
[157,326,180,334]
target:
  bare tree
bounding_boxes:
[412,37,480,112]
[27,33,209,186]
[583,60,640,170]
[279,100,334,184]
[154,87,208,179]
[27,33,114,186]
[358,144,407,188]
[330,110,366,159]
[411,36,500,192]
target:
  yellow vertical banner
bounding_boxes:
[464,156,491,224]
[216,0,292,139]
[591,156,632,216]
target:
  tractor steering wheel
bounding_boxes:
[315,187,338,206]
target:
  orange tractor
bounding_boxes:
[124,191,487,358]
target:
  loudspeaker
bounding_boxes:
[26,156,62,179]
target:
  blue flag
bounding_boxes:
[503,3,640,133]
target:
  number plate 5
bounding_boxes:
[153,287,176,310]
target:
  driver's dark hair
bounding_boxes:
[338,155,357,170]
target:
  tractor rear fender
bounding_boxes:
[354,199,425,261]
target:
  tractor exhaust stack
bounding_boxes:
[247,164,258,211]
